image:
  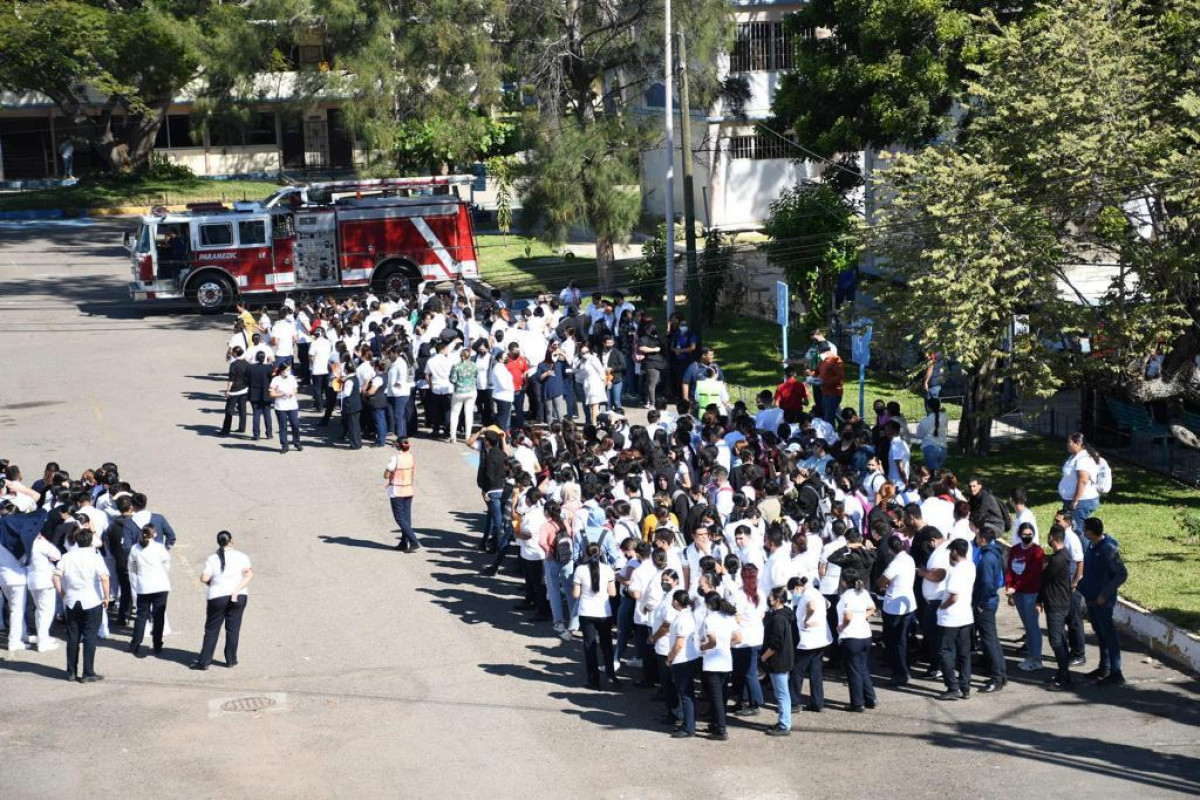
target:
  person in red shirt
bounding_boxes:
[1005,522,1045,672]
[505,342,531,429]
[774,366,809,423]
[811,343,845,424]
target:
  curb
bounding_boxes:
[0,208,65,220]
[1115,598,1200,675]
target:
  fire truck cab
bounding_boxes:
[126,175,479,314]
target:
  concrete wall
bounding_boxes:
[159,146,281,176]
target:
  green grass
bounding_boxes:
[944,437,1200,632]
[0,175,282,212]
[476,234,596,293]
[692,308,1200,631]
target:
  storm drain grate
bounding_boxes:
[221,696,277,713]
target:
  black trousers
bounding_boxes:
[974,604,1006,682]
[251,402,273,438]
[344,409,362,448]
[65,601,101,678]
[222,394,247,434]
[116,569,133,623]
[790,646,825,709]
[701,670,729,732]
[1046,607,1072,684]
[130,591,168,651]
[311,374,329,411]
[580,615,615,683]
[939,624,973,693]
[199,595,248,667]
[1067,590,1086,658]
[520,558,550,613]
[428,392,451,436]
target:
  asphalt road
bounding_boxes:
[0,218,1197,799]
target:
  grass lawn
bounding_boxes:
[0,176,282,212]
[945,437,1200,632]
[476,234,596,294]
[675,305,1200,631]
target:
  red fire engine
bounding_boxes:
[125,175,479,313]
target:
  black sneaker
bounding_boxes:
[670,730,694,739]
[1097,671,1125,686]
[1086,667,1111,680]
[937,688,964,701]
[712,729,728,741]
[980,679,1005,693]
[765,726,791,737]
[1069,656,1086,667]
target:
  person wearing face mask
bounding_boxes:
[269,361,303,454]
[1006,521,1044,672]
[384,438,421,552]
[571,541,619,689]
[648,568,682,726]
[665,590,702,738]
[576,342,608,426]
[759,586,796,735]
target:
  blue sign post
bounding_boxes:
[776,281,789,365]
[850,324,873,419]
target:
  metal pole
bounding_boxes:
[678,31,701,337]
[663,0,675,317]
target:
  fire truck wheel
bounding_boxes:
[188,273,235,315]
[373,262,419,296]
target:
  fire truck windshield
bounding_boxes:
[135,224,152,254]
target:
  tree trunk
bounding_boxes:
[958,358,998,456]
[125,102,170,172]
[595,234,616,292]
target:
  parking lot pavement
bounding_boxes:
[1,221,1198,799]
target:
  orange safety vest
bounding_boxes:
[389,451,416,498]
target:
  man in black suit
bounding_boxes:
[247,351,274,440]
[221,347,251,436]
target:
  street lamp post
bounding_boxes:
[664,0,675,317]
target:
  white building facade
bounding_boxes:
[639,0,813,231]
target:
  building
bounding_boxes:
[0,38,364,183]
[639,0,813,231]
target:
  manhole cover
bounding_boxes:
[221,696,277,713]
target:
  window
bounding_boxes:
[158,115,195,148]
[199,223,234,247]
[726,132,799,160]
[238,220,267,246]
[298,44,326,66]
[245,112,278,146]
[730,21,794,72]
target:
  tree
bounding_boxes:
[761,183,862,332]
[0,1,199,172]
[770,0,980,188]
[311,0,504,174]
[872,148,1067,455]
[508,0,732,290]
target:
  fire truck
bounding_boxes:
[125,175,480,313]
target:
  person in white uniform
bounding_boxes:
[127,524,172,657]
[0,542,28,650]
[25,531,61,651]
[190,530,253,670]
[53,529,109,682]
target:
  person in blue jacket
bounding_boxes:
[972,526,1007,692]
[1078,517,1128,685]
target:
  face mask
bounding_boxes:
[1020,536,1033,545]
[660,581,673,592]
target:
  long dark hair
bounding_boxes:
[140,524,156,549]
[216,529,232,571]
[926,397,942,437]
[586,542,601,592]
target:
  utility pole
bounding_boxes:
[677,31,701,337]
[663,0,676,317]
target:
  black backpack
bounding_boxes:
[553,525,574,565]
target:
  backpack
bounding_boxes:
[1095,458,1112,494]
[553,525,574,565]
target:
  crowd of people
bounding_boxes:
[213,280,1132,740]
[0,461,253,680]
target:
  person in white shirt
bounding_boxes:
[665,590,702,738]
[191,530,253,671]
[0,542,28,650]
[920,487,956,536]
[699,592,742,741]
[127,524,171,656]
[308,327,334,412]
[571,542,619,689]
[790,575,831,712]
[424,340,455,438]
[760,526,794,598]
[53,529,109,682]
[754,390,785,434]
[732,526,766,573]
[915,397,950,471]
[271,309,298,366]
[489,353,516,431]
[875,537,916,685]
[1059,432,1102,536]
[25,532,61,651]
[681,526,725,589]
[730,564,766,716]
[916,529,950,677]
[836,571,878,711]
[1007,487,1039,545]
[269,362,303,453]
[885,419,911,490]
[646,568,681,723]
[936,539,976,700]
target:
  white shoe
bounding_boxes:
[612,659,621,673]
[552,621,566,633]
[7,643,26,652]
